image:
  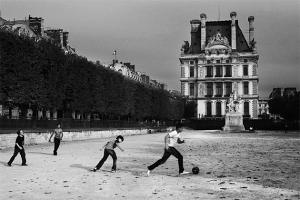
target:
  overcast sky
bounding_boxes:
[1,0,299,97]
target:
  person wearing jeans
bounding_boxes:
[147,124,189,176]
[49,123,63,155]
[91,135,124,172]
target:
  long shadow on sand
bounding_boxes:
[0,160,23,166]
[70,164,92,171]
[28,151,53,155]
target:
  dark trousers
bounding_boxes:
[148,147,184,173]
[53,138,61,155]
[8,146,26,165]
[96,149,117,170]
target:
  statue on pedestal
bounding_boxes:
[226,90,241,113]
[223,90,245,132]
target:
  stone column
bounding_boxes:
[211,100,216,116]
[221,100,226,116]
[53,110,57,120]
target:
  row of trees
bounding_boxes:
[269,92,300,120]
[0,29,185,121]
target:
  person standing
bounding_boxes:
[49,123,63,155]
[90,135,124,172]
[147,124,189,176]
[7,130,27,166]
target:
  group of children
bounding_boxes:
[7,123,190,176]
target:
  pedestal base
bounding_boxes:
[223,112,245,132]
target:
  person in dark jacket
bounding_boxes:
[90,135,124,172]
[7,130,27,166]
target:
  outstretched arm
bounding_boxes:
[49,132,54,142]
[177,134,185,144]
[116,144,124,152]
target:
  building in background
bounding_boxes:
[179,12,259,118]
[105,60,166,90]
[0,14,75,54]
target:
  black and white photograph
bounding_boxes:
[0,0,299,199]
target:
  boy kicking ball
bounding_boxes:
[91,135,124,172]
[147,123,190,176]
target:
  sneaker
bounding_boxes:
[179,171,190,175]
[147,170,151,177]
[21,164,28,166]
[90,168,97,172]
[111,169,116,173]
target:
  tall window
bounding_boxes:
[216,66,223,77]
[181,67,185,78]
[225,65,232,77]
[216,102,222,116]
[206,82,213,97]
[189,83,195,96]
[216,82,223,97]
[225,82,232,96]
[206,66,213,77]
[243,82,249,95]
[243,65,248,76]
[206,101,212,117]
[244,101,249,116]
[181,82,185,95]
[190,66,194,78]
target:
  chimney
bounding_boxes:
[60,30,64,48]
[200,13,207,50]
[230,11,237,50]
[248,16,255,45]
[41,18,45,36]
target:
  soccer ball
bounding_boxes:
[192,167,199,174]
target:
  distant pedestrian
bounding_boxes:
[90,135,124,172]
[49,123,63,155]
[7,130,27,166]
[147,123,189,176]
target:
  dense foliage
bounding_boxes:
[0,30,184,120]
[269,93,300,120]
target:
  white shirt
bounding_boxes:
[167,130,182,147]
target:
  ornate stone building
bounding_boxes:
[179,12,259,118]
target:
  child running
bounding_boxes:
[147,123,189,176]
[90,135,124,172]
[7,130,27,166]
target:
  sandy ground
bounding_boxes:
[0,130,299,200]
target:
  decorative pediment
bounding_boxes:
[206,32,230,49]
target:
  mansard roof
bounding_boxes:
[190,20,251,54]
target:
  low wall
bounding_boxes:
[0,129,148,149]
